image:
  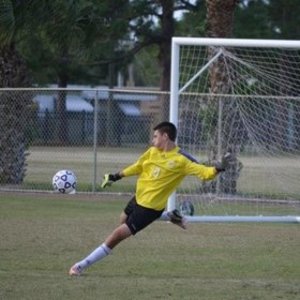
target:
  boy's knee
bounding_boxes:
[119,211,128,224]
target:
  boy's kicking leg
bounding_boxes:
[69,198,134,276]
[69,223,132,276]
[69,197,163,276]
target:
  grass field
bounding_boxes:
[1,192,299,300]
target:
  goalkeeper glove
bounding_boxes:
[215,152,233,172]
[101,173,122,189]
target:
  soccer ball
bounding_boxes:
[52,170,77,194]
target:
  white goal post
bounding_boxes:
[168,37,300,223]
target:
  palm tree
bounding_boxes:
[0,1,38,184]
[205,0,240,194]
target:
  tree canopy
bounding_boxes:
[1,0,299,87]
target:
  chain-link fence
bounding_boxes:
[0,87,170,193]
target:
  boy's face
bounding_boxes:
[152,130,168,149]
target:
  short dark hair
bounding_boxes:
[153,121,177,141]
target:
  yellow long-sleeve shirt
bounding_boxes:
[122,146,217,211]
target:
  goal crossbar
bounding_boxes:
[172,37,300,48]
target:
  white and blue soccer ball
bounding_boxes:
[52,170,77,194]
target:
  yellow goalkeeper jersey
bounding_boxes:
[122,146,217,211]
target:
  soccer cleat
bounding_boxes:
[69,264,82,276]
[167,209,187,229]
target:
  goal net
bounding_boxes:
[169,38,300,223]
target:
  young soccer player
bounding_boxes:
[69,121,231,276]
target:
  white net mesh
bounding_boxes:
[173,39,300,219]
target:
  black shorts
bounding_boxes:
[124,196,164,235]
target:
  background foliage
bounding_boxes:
[1,0,299,88]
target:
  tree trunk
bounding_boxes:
[0,43,32,184]
[158,0,174,121]
[205,0,241,194]
[206,0,237,38]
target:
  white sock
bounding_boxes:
[76,243,111,271]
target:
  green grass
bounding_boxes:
[0,192,300,300]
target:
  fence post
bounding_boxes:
[92,91,99,193]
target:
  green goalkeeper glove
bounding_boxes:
[215,152,233,172]
[101,173,122,189]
